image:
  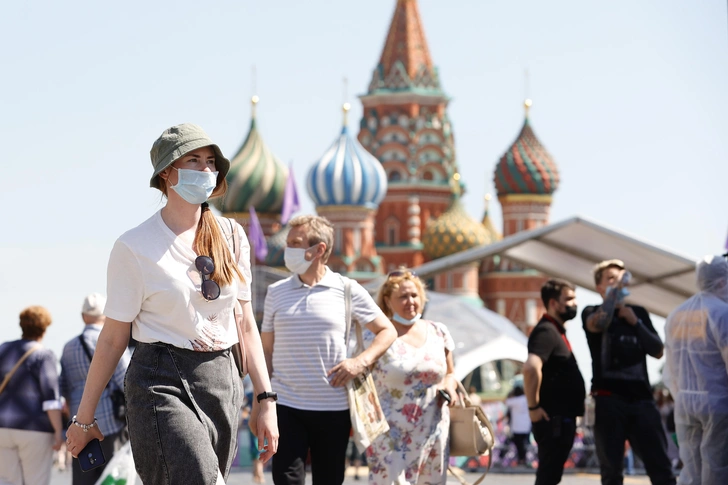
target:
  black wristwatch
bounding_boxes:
[528,405,540,411]
[256,391,278,403]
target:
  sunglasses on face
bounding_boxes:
[195,256,220,301]
[388,269,418,278]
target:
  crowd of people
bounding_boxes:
[0,122,725,485]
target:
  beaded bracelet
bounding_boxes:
[71,415,98,433]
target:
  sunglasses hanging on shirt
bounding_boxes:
[195,255,220,301]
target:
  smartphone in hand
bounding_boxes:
[77,439,106,472]
[438,389,452,404]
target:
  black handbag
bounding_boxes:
[78,335,127,421]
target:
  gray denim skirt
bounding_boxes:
[125,342,243,485]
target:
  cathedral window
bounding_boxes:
[385,217,400,246]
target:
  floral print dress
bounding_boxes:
[363,320,455,485]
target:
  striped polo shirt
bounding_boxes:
[262,268,384,411]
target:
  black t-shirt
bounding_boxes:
[527,316,586,417]
[581,304,655,400]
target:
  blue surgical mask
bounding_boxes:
[392,313,421,326]
[170,168,218,204]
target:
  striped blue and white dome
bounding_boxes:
[307,124,388,209]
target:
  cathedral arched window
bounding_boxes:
[384,217,400,246]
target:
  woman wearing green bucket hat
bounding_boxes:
[66,123,279,484]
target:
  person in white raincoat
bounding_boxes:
[664,255,728,485]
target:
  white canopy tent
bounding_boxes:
[422,291,528,380]
[412,216,699,318]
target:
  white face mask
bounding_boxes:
[170,168,218,204]
[284,247,315,275]
[392,312,422,326]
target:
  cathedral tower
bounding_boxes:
[358,0,458,271]
[480,100,559,332]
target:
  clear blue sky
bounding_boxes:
[1,1,726,386]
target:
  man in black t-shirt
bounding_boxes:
[582,259,675,485]
[523,279,585,485]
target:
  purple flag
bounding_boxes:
[249,206,268,261]
[280,162,300,226]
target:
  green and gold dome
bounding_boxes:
[423,176,492,259]
[216,96,288,214]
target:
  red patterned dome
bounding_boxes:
[493,100,559,196]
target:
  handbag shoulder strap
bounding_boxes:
[219,217,248,376]
[228,218,240,263]
[0,345,40,396]
[78,334,93,362]
[342,277,365,357]
[343,278,353,352]
[215,216,238,259]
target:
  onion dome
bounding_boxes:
[218,96,288,213]
[307,104,388,208]
[264,224,290,267]
[493,99,559,196]
[423,175,491,259]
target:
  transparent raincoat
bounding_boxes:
[664,255,728,485]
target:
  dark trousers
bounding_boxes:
[532,416,576,485]
[593,395,675,485]
[272,404,351,485]
[513,433,530,463]
[71,429,127,485]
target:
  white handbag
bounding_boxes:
[343,279,390,453]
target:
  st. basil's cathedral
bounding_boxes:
[216,0,560,336]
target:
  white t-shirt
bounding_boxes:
[505,394,532,434]
[262,269,385,411]
[104,210,252,351]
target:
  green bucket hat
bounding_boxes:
[149,123,230,189]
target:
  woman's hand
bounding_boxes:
[52,429,64,451]
[248,399,260,437]
[327,357,366,387]
[440,374,459,407]
[255,401,279,463]
[65,420,104,458]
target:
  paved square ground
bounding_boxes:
[51,466,652,484]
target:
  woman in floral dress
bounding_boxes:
[363,270,458,484]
